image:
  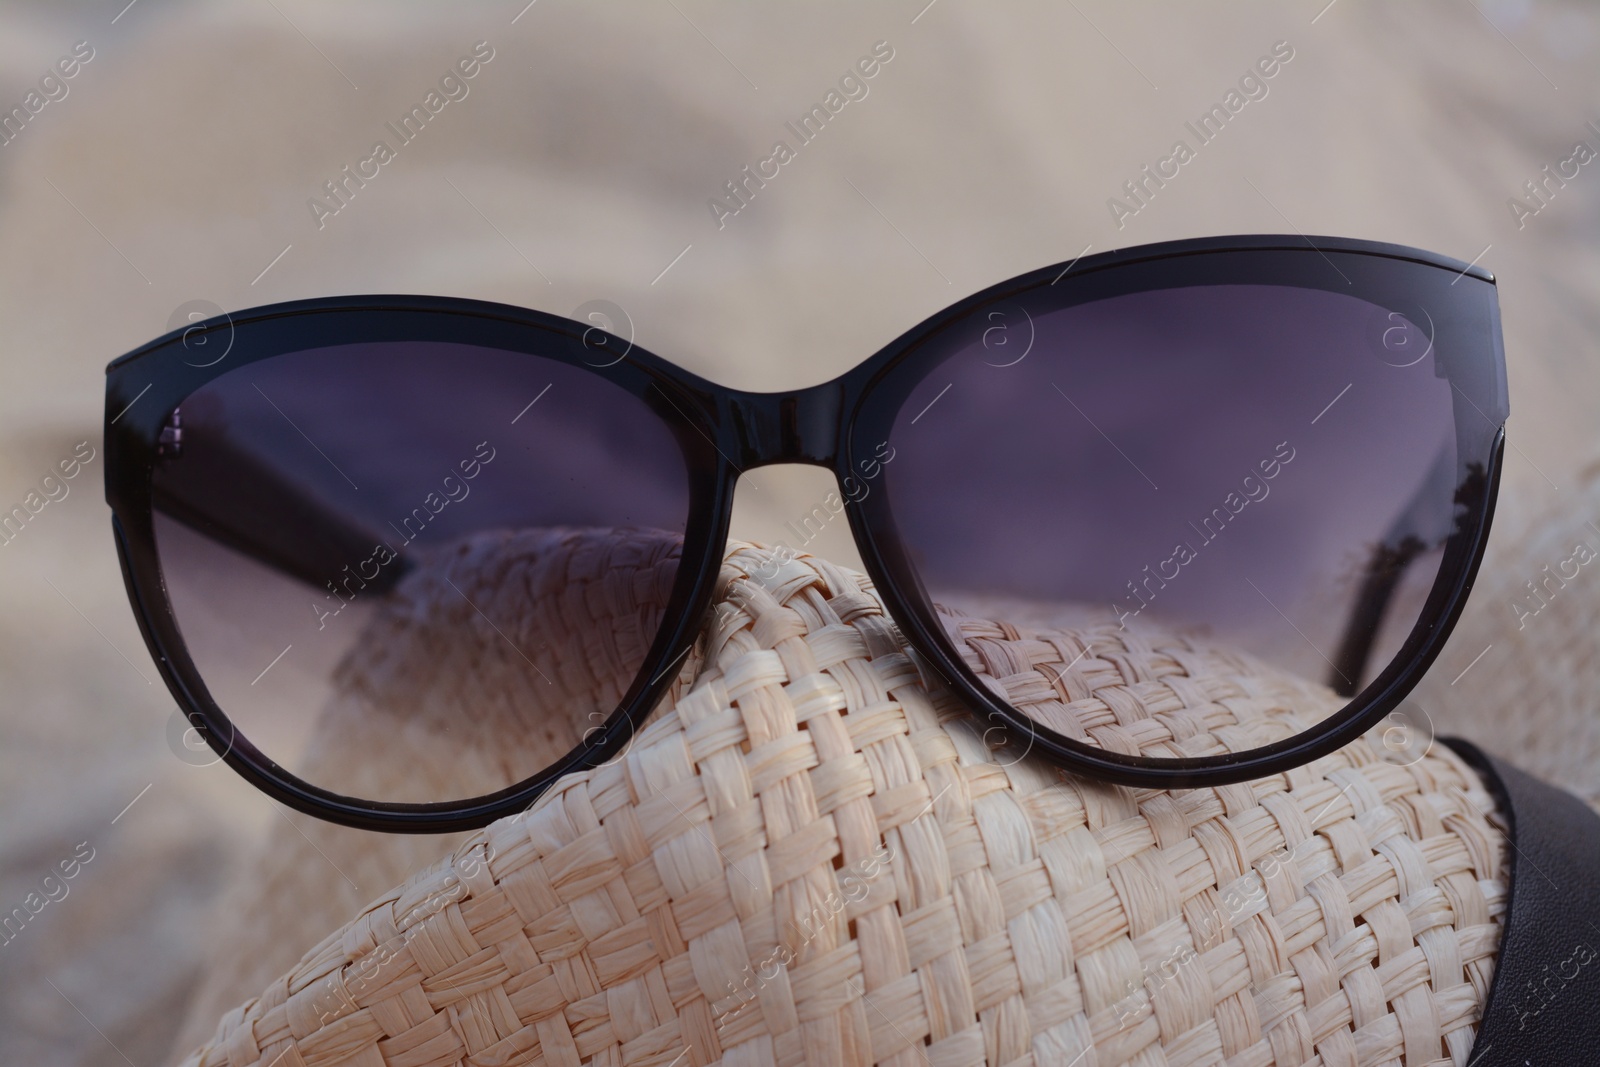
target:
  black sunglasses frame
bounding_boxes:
[105,234,1506,833]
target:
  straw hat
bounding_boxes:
[174,531,1507,1066]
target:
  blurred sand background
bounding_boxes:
[0,1,1597,1064]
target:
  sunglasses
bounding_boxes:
[104,234,1507,832]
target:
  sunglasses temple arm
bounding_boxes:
[1324,444,1458,696]
[152,427,411,596]
[1327,539,1426,696]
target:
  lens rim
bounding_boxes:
[106,298,736,833]
[841,242,1506,789]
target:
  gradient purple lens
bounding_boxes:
[151,342,689,802]
[886,285,1456,750]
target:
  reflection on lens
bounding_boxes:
[152,342,689,803]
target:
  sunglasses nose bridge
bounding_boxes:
[728,381,843,471]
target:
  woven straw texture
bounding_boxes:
[177,534,1507,1067]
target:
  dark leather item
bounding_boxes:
[1445,738,1600,1065]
